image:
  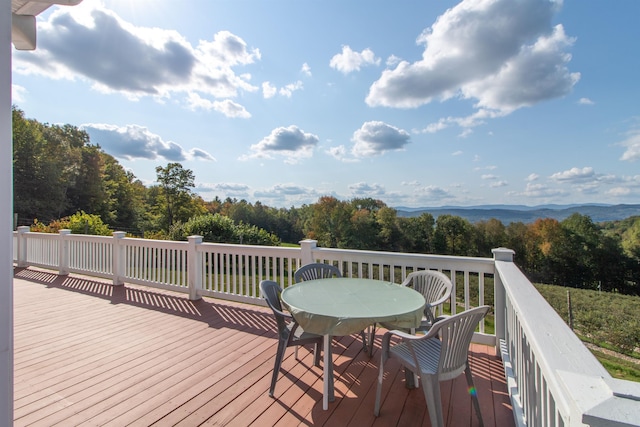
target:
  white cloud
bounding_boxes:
[326,145,358,163]
[607,187,631,196]
[481,174,498,180]
[186,93,251,118]
[418,185,453,201]
[349,182,385,196]
[262,81,277,99]
[366,0,577,125]
[279,80,304,98]
[351,121,411,157]
[386,55,402,68]
[490,180,508,188]
[619,130,640,162]
[578,97,594,105]
[459,128,473,138]
[301,63,312,76]
[517,182,566,198]
[550,166,595,182]
[81,123,215,161]
[12,84,27,103]
[330,45,380,74]
[526,173,540,182]
[13,4,259,105]
[242,125,319,164]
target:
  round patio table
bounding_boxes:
[281,277,425,410]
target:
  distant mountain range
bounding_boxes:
[394,204,640,224]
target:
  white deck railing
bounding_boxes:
[12,228,640,426]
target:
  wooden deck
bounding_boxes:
[13,267,514,426]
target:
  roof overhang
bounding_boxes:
[11,0,83,50]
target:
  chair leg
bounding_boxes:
[421,375,444,427]
[269,338,287,397]
[465,365,484,427]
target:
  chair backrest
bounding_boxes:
[294,263,342,283]
[402,270,452,323]
[426,305,490,379]
[259,280,289,335]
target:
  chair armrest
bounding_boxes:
[399,276,412,287]
[384,329,422,340]
[265,300,294,320]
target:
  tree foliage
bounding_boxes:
[12,107,640,294]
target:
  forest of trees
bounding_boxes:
[12,106,640,295]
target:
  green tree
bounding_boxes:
[13,107,70,222]
[434,215,474,255]
[398,213,435,253]
[155,163,196,229]
[474,218,507,256]
[59,211,112,236]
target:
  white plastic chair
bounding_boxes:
[369,270,453,354]
[294,262,341,282]
[294,263,371,354]
[374,305,490,427]
[260,280,323,397]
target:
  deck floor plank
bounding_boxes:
[13,267,514,427]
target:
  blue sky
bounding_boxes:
[11,0,640,209]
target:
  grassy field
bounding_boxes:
[534,283,640,382]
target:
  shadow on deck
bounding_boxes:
[13,267,514,426]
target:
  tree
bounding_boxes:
[434,215,474,255]
[155,163,196,229]
[397,213,435,253]
[474,218,507,256]
[13,107,70,222]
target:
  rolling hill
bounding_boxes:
[395,204,640,224]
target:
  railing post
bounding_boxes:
[188,235,203,301]
[17,226,29,267]
[112,231,126,286]
[299,239,317,266]
[58,229,71,276]
[492,247,514,347]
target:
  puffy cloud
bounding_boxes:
[253,184,321,206]
[261,80,303,99]
[242,125,319,163]
[325,145,358,163]
[619,130,640,162]
[195,182,251,198]
[351,121,411,157]
[81,123,215,161]
[262,82,277,99]
[279,80,304,98]
[254,184,314,198]
[550,166,595,182]
[13,4,259,111]
[186,93,251,118]
[516,182,566,198]
[348,182,385,196]
[578,97,594,105]
[366,0,578,120]
[12,84,27,103]
[330,45,380,74]
[301,63,312,76]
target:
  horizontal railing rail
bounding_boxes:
[493,250,640,427]
[12,228,640,426]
